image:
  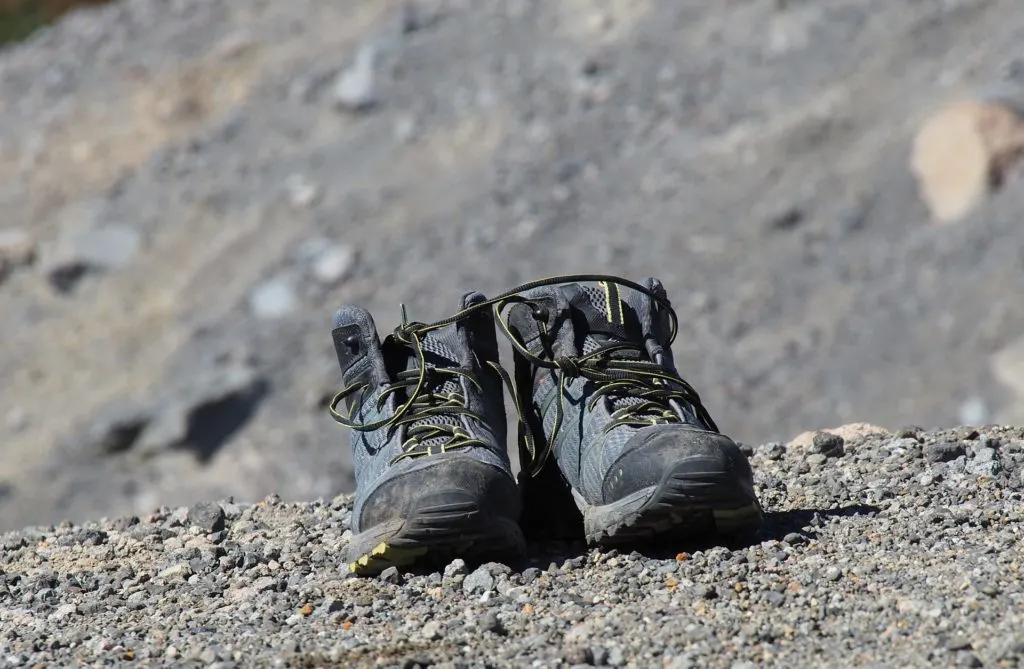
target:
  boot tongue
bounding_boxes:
[382,326,463,376]
[565,282,662,358]
[379,323,467,450]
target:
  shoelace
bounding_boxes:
[329,321,490,465]
[328,274,716,474]
[500,335,720,476]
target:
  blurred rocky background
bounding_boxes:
[2,0,1024,531]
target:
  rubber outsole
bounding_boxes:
[345,497,525,576]
[581,462,763,546]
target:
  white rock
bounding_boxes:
[958,396,989,426]
[48,604,77,621]
[249,276,298,319]
[0,228,36,266]
[420,620,444,641]
[312,244,355,285]
[157,562,194,582]
[285,174,321,209]
[393,115,417,143]
[334,44,377,112]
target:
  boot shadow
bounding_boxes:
[517,502,882,565]
[393,502,881,575]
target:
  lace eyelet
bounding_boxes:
[531,305,549,322]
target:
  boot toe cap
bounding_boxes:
[601,426,753,504]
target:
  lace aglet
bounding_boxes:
[400,302,409,326]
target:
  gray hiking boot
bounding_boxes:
[499,276,762,546]
[330,292,524,575]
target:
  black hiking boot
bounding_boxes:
[330,292,524,575]
[497,275,762,547]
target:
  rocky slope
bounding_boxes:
[0,426,1021,668]
[2,0,1024,531]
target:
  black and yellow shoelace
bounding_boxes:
[328,316,492,466]
[328,274,717,476]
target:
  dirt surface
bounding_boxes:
[2,0,1024,531]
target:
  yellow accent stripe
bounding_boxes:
[599,281,614,323]
[599,280,624,324]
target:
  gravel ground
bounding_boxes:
[1,425,1021,668]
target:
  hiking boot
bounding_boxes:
[499,276,762,546]
[330,292,524,575]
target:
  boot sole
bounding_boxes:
[345,493,526,576]
[579,461,763,546]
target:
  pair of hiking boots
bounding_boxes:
[329,275,762,576]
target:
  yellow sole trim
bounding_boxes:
[348,541,430,575]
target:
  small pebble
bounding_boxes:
[925,442,966,463]
[462,566,496,594]
[420,620,443,641]
[444,559,468,578]
[187,502,226,534]
[811,432,845,458]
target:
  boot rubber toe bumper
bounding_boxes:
[585,426,762,544]
[345,456,525,575]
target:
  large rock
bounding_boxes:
[42,211,142,292]
[788,422,890,450]
[69,362,268,462]
[910,99,1024,223]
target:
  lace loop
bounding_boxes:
[554,355,581,378]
